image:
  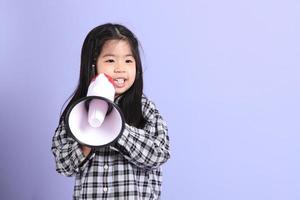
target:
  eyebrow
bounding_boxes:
[102,54,134,58]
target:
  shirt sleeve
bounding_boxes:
[116,98,170,170]
[51,120,94,177]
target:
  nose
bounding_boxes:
[114,62,125,73]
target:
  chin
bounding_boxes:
[115,89,126,96]
[115,85,132,96]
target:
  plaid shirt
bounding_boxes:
[52,96,170,199]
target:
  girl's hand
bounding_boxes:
[81,145,92,157]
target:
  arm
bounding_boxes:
[51,121,94,176]
[116,98,170,170]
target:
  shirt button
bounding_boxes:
[103,187,108,192]
[104,164,108,170]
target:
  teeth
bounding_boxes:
[115,79,125,84]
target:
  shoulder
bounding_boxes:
[141,95,168,129]
[141,94,156,110]
[141,94,160,120]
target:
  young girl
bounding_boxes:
[51,23,170,200]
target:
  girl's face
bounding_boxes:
[96,39,136,97]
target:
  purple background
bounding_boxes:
[1,0,300,199]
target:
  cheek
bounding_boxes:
[129,66,137,79]
[97,67,105,74]
[96,65,111,74]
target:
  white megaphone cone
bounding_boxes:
[65,73,125,148]
[87,73,115,128]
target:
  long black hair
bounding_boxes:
[60,23,146,128]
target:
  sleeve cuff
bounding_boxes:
[74,143,86,164]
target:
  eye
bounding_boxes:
[105,59,115,63]
[126,59,134,63]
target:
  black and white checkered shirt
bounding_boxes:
[52,96,170,199]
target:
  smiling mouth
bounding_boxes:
[114,78,126,88]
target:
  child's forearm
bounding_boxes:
[52,122,92,176]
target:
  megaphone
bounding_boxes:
[65,73,125,148]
